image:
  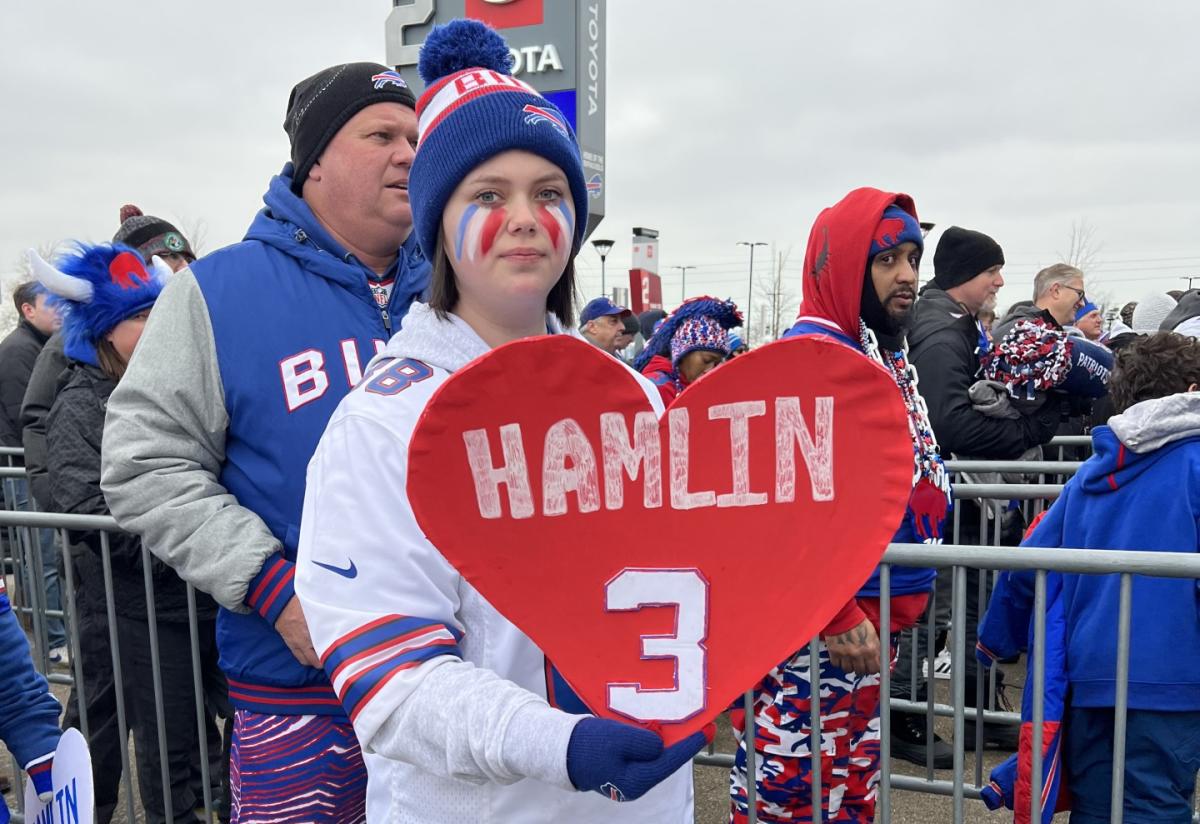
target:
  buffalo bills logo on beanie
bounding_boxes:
[284,62,418,193]
[409,19,588,262]
[869,206,924,260]
[371,70,409,91]
[26,244,171,368]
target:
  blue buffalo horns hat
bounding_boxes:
[409,19,588,261]
[579,296,632,325]
[26,244,171,368]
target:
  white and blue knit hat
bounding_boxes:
[409,19,587,261]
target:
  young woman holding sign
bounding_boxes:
[294,20,706,824]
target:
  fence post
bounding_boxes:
[1111,573,1133,824]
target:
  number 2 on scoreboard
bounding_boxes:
[604,568,709,723]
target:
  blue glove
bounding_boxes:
[566,717,709,802]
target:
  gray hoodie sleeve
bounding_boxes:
[100,270,280,612]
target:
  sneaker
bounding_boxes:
[920,648,953,680]
[890,709,954,769]
[48,646,70,668]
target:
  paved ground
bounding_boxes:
[5,655,1194,823]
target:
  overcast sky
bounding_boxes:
[4,1,1199,331]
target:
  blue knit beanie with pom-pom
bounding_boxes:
[409,19,587,261]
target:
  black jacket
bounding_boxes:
[0,320,49,451]
[19,332,68,510]
[46,363,216,622]
[1161,290,1200,331]
[908,285,1058,459]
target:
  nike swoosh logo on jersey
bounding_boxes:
[313,559,358,579]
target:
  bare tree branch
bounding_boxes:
[750,245,796,344]
[1057,218,1103,272]
[177,216,209,257]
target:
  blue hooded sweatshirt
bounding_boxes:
[983,391,1200,711]
[192,165,430,715]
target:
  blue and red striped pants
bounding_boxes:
[230,710,367,823]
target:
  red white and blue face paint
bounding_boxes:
[454,198,574,263]
[537,199,574,254]
[455,204,508,263]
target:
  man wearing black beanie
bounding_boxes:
[909,225,1057,457]
[903,226,1059,755]
[101,62,430,822]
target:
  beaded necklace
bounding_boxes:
[858,320,951,508]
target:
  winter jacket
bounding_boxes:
[1160,289,1200,333]
[991,302,1052,343]
[0,577,60,803]
[640,354,683,404]
[977,391,1200,818]
[47,363,214,622]
[977,567,1070,824]
[0,320,50,451]
[101,164,431,717]
[780,187,946,635]
[295,303,693,823]
[908,286,1058,459]
[19,332,68,510]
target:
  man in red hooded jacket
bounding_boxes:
[729,188,951,822]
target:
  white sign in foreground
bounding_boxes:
[22,729,92,824]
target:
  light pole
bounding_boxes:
[591,238,614,297]
[737,241,767,341]
[671,265,694,304]
[1182,275,1200,291]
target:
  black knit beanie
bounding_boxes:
[284,63,418,194]
[932,226,1005,290]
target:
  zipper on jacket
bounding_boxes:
[294,226,393,335]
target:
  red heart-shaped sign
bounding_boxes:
[408,334,911,745]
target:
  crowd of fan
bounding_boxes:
[1,17,1199,824]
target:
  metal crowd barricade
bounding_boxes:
[7,440,1200,823]
[0,499,223,824]
[701,437,1200,824]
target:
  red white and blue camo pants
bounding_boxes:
[729,641,890,823]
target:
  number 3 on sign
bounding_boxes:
[605,569,709,723]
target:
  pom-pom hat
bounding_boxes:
[409,19,587,262]
[26,244,171,368]
[633,296,743,372]
[670,316,730,367]
[113,204,194,262]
